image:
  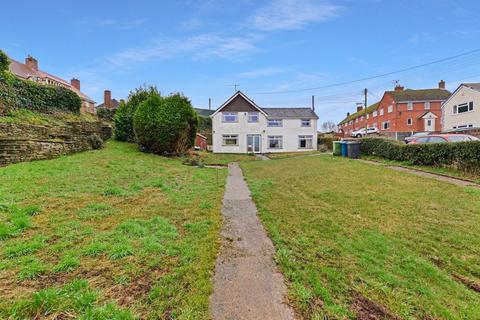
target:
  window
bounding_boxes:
[456,124,474,129]
[455,102,474,114]
[223,112,238,122]
[366,113,370,119]
[267,119,283,127]
[388,105,393,113]
[448,135,470,142]
[268,136,283,149]
[247,112,259,123]
[427,119,432,127]
[373,111,378,117]
[372,122,377,128]
[301,119,311,127]
[360,116,364,121]
[298,135,313,149]
[428,137,447,143]
[382,121,390,130]
[355,118,358,123]
[407,102,413,111]
[222,135,238,146]
[424,102,431,110]
[380,109,384,116]
[407,118,413,126]
[416,137,430,143]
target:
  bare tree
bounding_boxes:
[321,121,336,132]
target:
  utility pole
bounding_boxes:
[208,98,211,110]
[364,88,368,135]
[311,95,315,111]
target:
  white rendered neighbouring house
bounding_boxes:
[210,91,318,153]
[442,83,480,130]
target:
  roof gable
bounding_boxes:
[420,111,438,119]
[211,91,267,117]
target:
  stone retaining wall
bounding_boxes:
[0,121,112,166]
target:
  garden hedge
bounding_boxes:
[361,138,480,174]
[0,71,81,114]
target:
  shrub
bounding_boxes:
[114,86,159,142]
[361,138,480,174]
[134,93,198,155]
[0,72,81,114]
[96,107,116,121]
[0,50,9,73]
[318,134,339,150]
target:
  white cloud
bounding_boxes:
[104,33,262,70]
[249,0,340,31]
[236,67,287,78]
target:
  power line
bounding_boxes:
[251,48,480,95]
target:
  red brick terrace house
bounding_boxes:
[338,81,451,140]
[8,55,95,113]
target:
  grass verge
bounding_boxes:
[241,155,480,319]
[266,151,322,160]
[0,141,226,319]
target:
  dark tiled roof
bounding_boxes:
[96,99,120,109]
[388,89,451,102]
[263,107,318,119]
[464,83,480,92]
[339,102,379,125]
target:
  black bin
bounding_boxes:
[347,141,361,159]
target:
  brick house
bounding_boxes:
[338,81,451,140]
[8,55,95,113]
[95,90,121,111]
[195,133,208,150]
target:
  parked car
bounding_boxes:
[408,134,479,144]
[350,127,379,138]
[404,132,431,144]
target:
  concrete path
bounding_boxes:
[358,159,479,188]
[210,163,295,320]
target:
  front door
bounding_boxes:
[247,134,261,153]
[425,118,435,132]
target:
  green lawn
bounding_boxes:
[266,151,322,160]
[241,156,480,319]
[0,141,227,319]
[362,155,480,184]
[194,151,260,165]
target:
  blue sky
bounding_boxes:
[2,0,480,124]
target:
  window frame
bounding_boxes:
[222,134,239,146]
[372,110,378,117]
[407,118,413,126]
[247,112,259,123]
[407,102,413,111]
[381,121,390,130]
[380,108,384,116]
[298,135,314,149]
[267,119,283,127]
[267,135,283,149]
[222,112,238,123]
[424,101,431,110]
[387,105,393,113]
[301,119,311,127]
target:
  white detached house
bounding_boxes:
[210,91,318,153]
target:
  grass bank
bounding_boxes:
[241,156,480,319]
[0,141,227,319]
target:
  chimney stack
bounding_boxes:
[439,80,446,90]
[347,112,350,117]
[311,95,315,111]
[104,90,112,109]
[70,78,80,90]
[25,55,38,71]
[394,84,404,92]
[356,103,363,112]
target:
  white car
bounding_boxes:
[350,127,379,138]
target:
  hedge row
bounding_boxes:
[0,71,81,114]
[361,138,480,174]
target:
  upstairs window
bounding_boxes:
[454,102,474,114]
[388,105,393,113]
[298,135,313,149]
[424,101,431,110]
[248,112,259,123]
[267,119,283,127]
[380,109,384,116]
[407,102,413,111]
[301,119,311,127]
[372,111,378,117]
[222,112,238,122]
